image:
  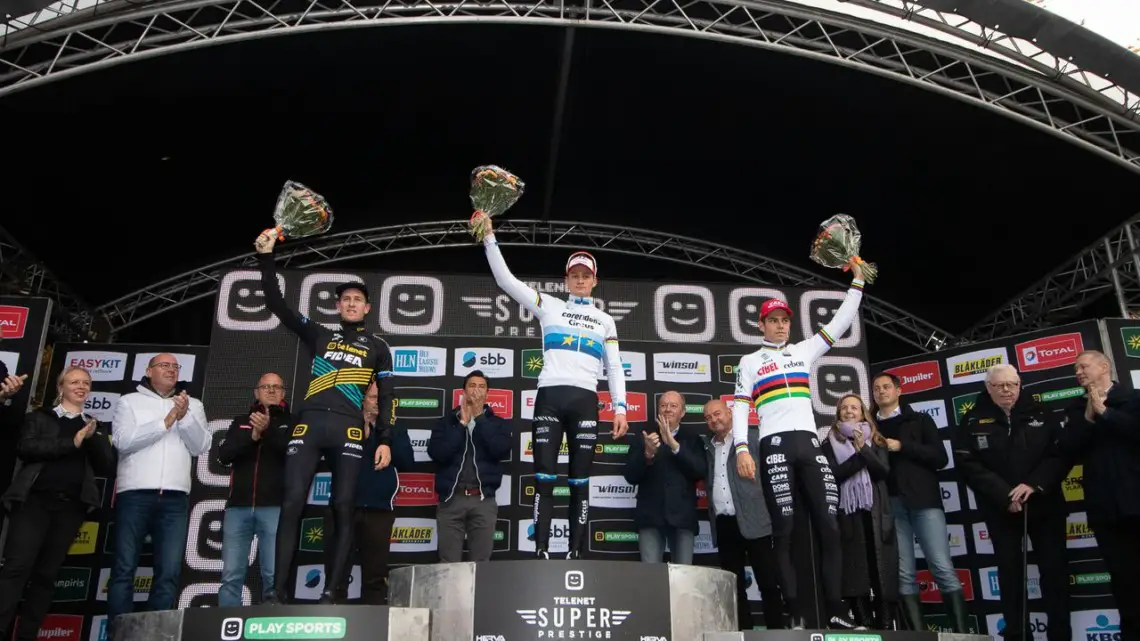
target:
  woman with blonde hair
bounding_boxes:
[0,366,114,641]
[820,393,899,630]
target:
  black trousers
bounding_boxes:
[987,508,1070,641]
[532,385,598,556]
[275,410,367,599]
[0,494,86,641]
[715,514,785,630]
[354,509,396,605]
[1091,517,1140,641]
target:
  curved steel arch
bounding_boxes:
[95,219,956,351]
[1,0,1139,175]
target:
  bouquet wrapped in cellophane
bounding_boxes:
[266,181,334,242]
[469,164,525,241]
[809,214,878,284]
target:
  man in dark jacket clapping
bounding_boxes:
[1062,350,1140,641]
[952,364,1071,641]
[216,373,292,606]
[428,370,512,563]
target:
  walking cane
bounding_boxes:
[1021,502,1030,641]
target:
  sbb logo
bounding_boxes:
[83,392,120,423]
[884,361,942,394]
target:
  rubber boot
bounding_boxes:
[899,593,924,631]
[874,598,898,630]
[944,588,971,634]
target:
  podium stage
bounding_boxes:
[389,560,737,641]
[109,605,430,641]
[705,633,991,641]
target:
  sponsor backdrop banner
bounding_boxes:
[0,296,53,498]
[873,320,1117,638]
[1100,318,1140,390]
[185,268,873,626]
[37,343,210,641]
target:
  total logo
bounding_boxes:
[392,346,446,377]
[599,392,648,422]
[452,388,514,419]
[395,472,437,507]
[1016,332,1084,373]
[454,348,514,378]
[83,392,121,423]
[884,361,942,394]
[0,306,30,339]
[64,350,128,382]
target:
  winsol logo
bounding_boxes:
[395,472,437,506]
[885,361,943,394]
[588,475,637,509]
[452,388,514,419]
[64,351,128,382]
[0,306,29,339]
[599,391,648,422]
[1016,333,1084,372]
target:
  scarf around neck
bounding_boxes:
[828,421,875,514]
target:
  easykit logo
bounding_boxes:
[720,394,759,426]
[33,614,83,641]
[652,352,712,383]
[390,517,438,552]
[601,351,647,382]
[885,361,942,394]
[1016,332,1083,372]
[64,351,128,382]
[395,472,437,507]
[718,354,742,384]
[519,473,570,507]
[452,388,514,419]
[952,392,979,426]
[521,389,537,421]
[972,522,993,555]
[912,399,949,429]
[394,387,446,419]
[946,347,1008,385]
[588,519,640,554]
[453,348,514,378]
[0,306,29,339]
[83,392,120,422]
[391,346,446,377]
[522,348,544,379]
[599,391,648,422]
[655,392,712,424]
[917,568,974,603]
[131,352,197,383]
[221,616,348,640]
[52,567,92,602]
[588,475,638,509]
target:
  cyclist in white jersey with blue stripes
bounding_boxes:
[479,217,630,559]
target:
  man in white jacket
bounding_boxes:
[108,353,210,627]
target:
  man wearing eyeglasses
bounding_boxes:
[216,373,293,606]
[109,354,210,629]
[952,364,1071,641]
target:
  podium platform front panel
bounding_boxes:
[390,560,736,641]
[703,631,994,641]
[110,605,430,641]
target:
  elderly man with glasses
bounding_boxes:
[952,364,1071,641]
[216,372,293,605]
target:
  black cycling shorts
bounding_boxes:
[531,385,599,481]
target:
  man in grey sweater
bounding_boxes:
[702,399,786,630]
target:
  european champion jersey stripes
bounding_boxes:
[731,279,865,451]
[483,234,628,413]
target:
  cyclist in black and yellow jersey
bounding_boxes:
[255,230,396,604]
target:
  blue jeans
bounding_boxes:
[892,497,961,596]
[638,527,695,564]
[219,506,280,606]
[107,491,189,623]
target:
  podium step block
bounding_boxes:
[110,605,430,641]
[390,560,737,641]
[703,631,993,641]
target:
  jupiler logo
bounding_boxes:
[462,282,637,337]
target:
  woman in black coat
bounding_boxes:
[821,393,899,630]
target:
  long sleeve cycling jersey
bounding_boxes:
[731,279,865,454]
[483,234,627,414]
[257,254,396,442]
